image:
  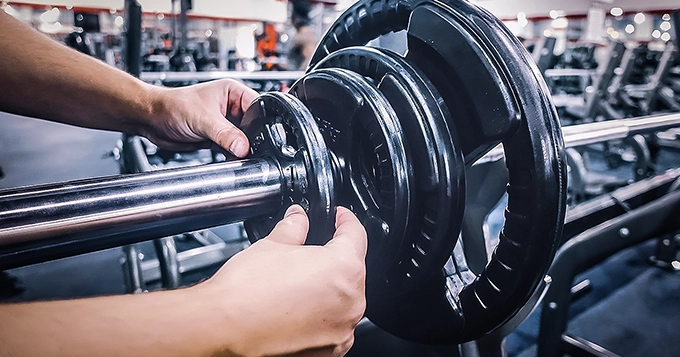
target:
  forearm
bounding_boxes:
[0,287,234,357]
[0,12,153,133]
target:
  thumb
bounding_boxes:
[262,205,310,245]
[325,207,367,258]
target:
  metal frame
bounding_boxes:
[537,187,680,357]
[139,71,305,83]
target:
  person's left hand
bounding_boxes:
[138,79,258,157]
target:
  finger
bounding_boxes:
[193,80,256,158]
[226,80,259,124]
[208,120,250,158]
[214,81,257,157]
[326,207,367,258]
[263,205,310,246]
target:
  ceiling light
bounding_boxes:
[39,8,60,23]
[517,12,528,28]
[633,13,645,24]
[610,7,623,17]
[552,18,568,29]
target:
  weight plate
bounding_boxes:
[289,68,412,280]
[312,47,466,294]
[310,0,567,344]
[240,92,336,245]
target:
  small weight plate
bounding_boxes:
[312,47,466,295]
[289,67,412,280]
[241,92,336,245]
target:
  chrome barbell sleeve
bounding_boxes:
[0,158,283,269]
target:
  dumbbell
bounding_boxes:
[0,0,567,344]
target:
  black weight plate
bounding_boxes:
[309,0,567,344]
[310,0,521,164]
[289,68,412,280]
[241,92,336,245]
[312,47,466,293]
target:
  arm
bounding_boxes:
[0,11,257,156]
[0,206,367,357]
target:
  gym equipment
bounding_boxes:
[139,71,305,83]
[559,42,627,122]
[479,113,680,163]
[534,36,557,74]
[3,0,680,346]
[118,135,249,293]
[123,0,142,78]
[565,134,654,205]
[311,1,566,342]
[538,170,680,357]
[2,0,566,344]
[618,43,680,115]
[140,71,305,92]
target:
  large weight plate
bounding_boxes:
[310,0,521,164]
[289,68,413,281]
[312,47,466,294]
[240,92,336,245]
[310,0,567,344]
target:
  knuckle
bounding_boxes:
[334,334,355,356]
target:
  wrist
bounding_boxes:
[186,281,247,357]
[125,81,160,135]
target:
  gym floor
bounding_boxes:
[1,110,679,356]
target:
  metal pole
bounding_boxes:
[0,159,282,269]
[561,112,680,147]
[179,0,189,50]
[124,0,142,78]
[480,113,680,163]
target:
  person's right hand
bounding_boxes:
[198,205,367,357]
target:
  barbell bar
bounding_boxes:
[479,112,680,164]
[1,113,677,268]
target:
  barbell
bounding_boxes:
[1,0,679,345]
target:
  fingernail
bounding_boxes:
[229,138,247,157]
[284,205,303,218]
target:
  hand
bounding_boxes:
[198,205,367,356]
[138,79,258,157]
